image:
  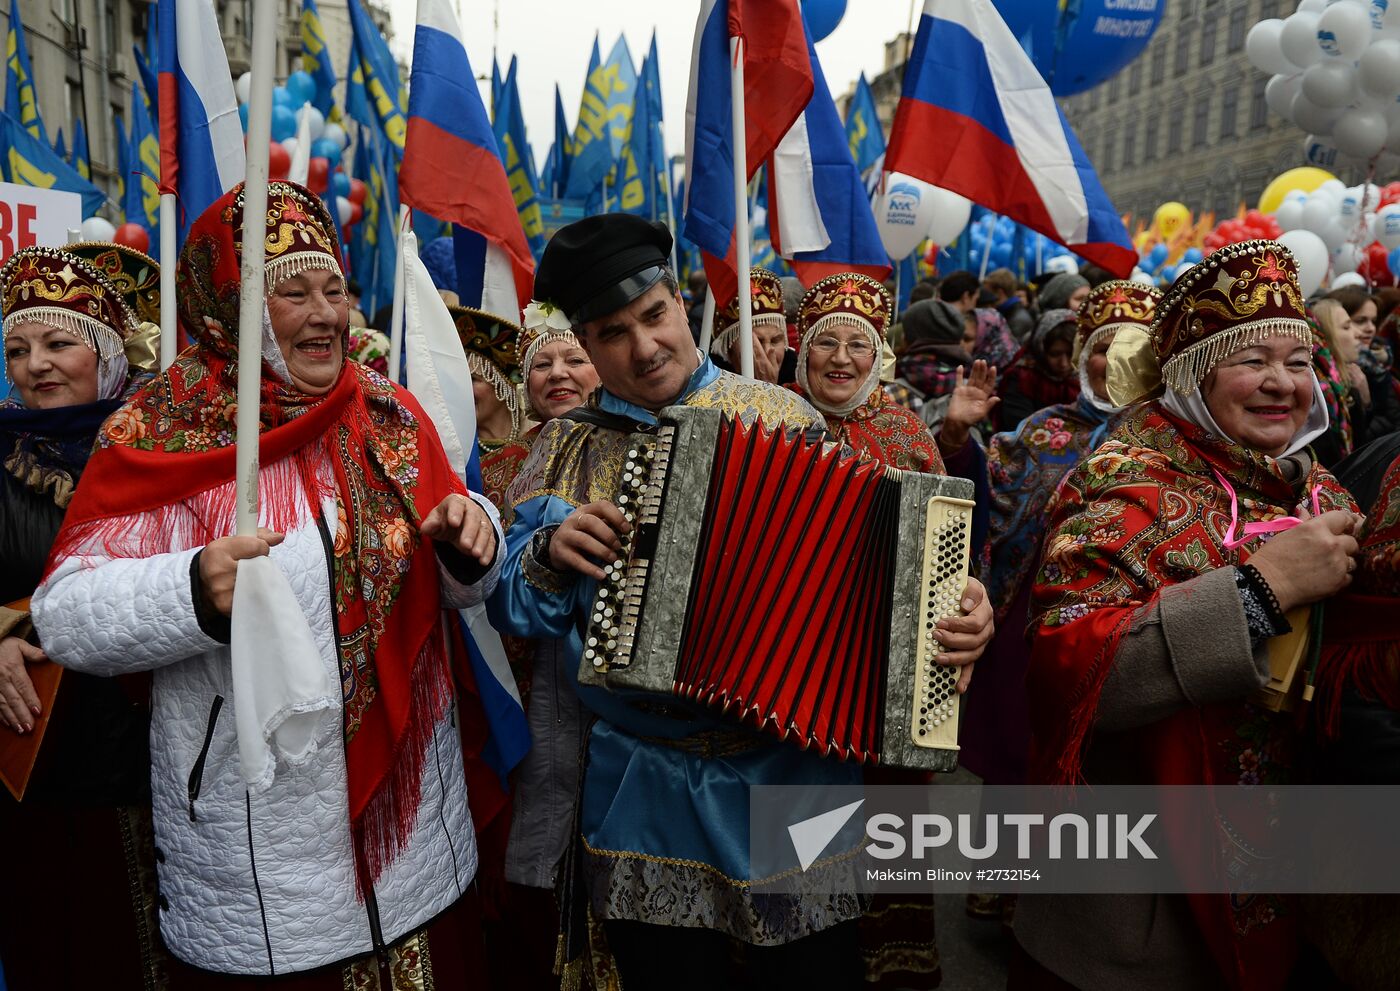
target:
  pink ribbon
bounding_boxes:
[1213,468,1322,551]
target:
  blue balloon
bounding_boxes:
[272,86,292,107]
[271,105,297,142]
[331,171,351,198]
[993,0,1165,97]
[1181,247,1203,265]
[286,70,316,108]
[800,0,846,42]
[991,242,1012,267]
[311,137,342,168]
[238,103,250,132]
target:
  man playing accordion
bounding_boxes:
[488,214,995,988]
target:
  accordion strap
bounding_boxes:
[562,404,656,434]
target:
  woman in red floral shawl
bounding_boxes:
[32,181,509,987]
[1013,241,1363,991]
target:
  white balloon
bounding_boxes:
[235,72,252,106]
[1281,12,1324,67]
[1374,202,1400,247]
[1303,190,1342,232]
[1277,229,1331,295]
[296,105,326,142]
[1292,91,1344,133]
[282,136,300,158]
[1276,197,1308,231]
[1267,73,1305,118]
[924,186,974,246]
[1303,58,1358,106]
[336,196,353,226]
[1333,105,1389,157]
[1319,219,1350,251]
[322,122,349,150]
[1333,241,1364,273]
[1331,270,1370,288]
[871,173,942,259]
[79,216,116,241]
[1359,38,1400,98]
[1044,255,1079,275]
[1318,1,1375,60]
[1304,132,1343,167]
[1297,0,1328,12]
[1130,268,1156,286]
[1247,19,1299,76]
[1320,178,1349,199]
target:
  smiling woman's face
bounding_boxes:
[266,268,348,396]
[527,338,599,420]
[1202,337,1314,456]
[4,322,100,409]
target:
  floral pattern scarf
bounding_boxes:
[1027,403,1356,991]
[46,182,491,892]
[789,383,945,473]
[984,390,1114,624]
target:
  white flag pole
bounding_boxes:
[729,35,753,379]
[697,285,716,354]
[160,195,177,368]
[386,205,412,382]
[234,0,278,537]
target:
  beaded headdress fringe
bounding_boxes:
[3,306,127,361]
[265,251,343,293]
[1160,317,1313,395]
[710,311,786,356]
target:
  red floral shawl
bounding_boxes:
[1027,403,1356,991]
[788,384,946,473]
[45,184,505,893]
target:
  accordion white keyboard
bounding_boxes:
[911,495,975,753]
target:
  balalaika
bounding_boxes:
[577,405,974,772]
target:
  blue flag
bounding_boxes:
[52,127,65,162]
[616,47,663,220]
[491,58,545,259]
[0,111,105,216]
[300,0,339,117]
[72,119,90,180]
[844,72,885,177]
[562,36,609,200]
[6,1,46,143]
[544,84,570,198]
[133,8,159,123]
[127,82,161,242]
[490,58,503,119]
[345,0,407,158]
[349,125,399,319]
[344,34,372,129]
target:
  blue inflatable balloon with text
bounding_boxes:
[801,0,847,42]
[993,0,1165,97]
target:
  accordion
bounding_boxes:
[577,405,974,772]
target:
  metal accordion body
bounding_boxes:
[578,405,974,772]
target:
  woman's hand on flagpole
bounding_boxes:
[422,494,497,566]
[199,528,286,617]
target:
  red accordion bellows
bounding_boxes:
[675,419,900,760]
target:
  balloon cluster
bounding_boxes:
[1205,210,1284,252]
[1271,177,1400,292]
[966,215,1076,275]
[235,70,366,230]
[1248,0,1400,168]
[79,216,153,254]
[871,174,973,261]
[1139,242,1204,284]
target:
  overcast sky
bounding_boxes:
[383,0,920,173]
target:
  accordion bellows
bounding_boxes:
[579,406,974,772]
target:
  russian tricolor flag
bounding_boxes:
[158,0,244,242]
[767,21,891,286]
[400,0,533,319]
[885,0,1135,277]
[682,0,813,307]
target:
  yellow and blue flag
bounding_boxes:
[72,119,90,181]
[564,35,638,202]
[844,72,885,177]
[345,0,407,159]
[133,8,158,122]
[491,57,545,259]
[0,111,105,215]
[300,0,338,117]
[616,43,663,220]
[540,84,570,198]
[126,81,160,240]
[6,0,46,143]
[113,115,128,211]
[349,125,398,318]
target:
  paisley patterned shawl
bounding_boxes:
[43,182,503,894]
[1316,452,1400,736]
[478,435,534,514]
[1310,318,1353,460]
[1027,403,1356,991]
[789,383,946,473]
[984,392,1113,623]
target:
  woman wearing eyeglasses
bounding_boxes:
[789,273,948,473]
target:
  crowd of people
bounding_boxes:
[0,180,1397,991]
